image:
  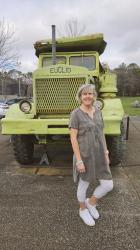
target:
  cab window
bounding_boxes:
[69,56,96,70]
[42,57,66,67]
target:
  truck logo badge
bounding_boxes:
[50,67,71,73]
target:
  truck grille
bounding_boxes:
[35,77,86,114]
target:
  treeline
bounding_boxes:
[114,63,140,96]
[0,70,32,97]
[0,63,140,97]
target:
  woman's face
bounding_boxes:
[80,89,96,106]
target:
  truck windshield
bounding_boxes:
[42,57,66,67]
[70,56,96,70]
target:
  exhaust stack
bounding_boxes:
[52,25,56,65]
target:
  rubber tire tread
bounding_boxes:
[12,135,34,165]
[106,135,124,166]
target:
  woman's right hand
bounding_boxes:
[70,128,86,173]
[76,162,86,173]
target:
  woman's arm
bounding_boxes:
[100,111,109,159]
[70,128,86,172]
[102,133,108,153]
[70,128,81,161]
[102,133,110,164]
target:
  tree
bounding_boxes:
[0,69,33,96]
[0,18,19,71]
[127,63,139,70]
[57,19,86,38]
[114,63,140,96]
[118,62,127,70]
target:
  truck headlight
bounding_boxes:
[95,98,104,110]
[19,100,32,113]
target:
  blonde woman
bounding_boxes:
[69,84,113,226]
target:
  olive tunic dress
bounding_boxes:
[69,107,112,183]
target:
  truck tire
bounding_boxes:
[106,135,124,166]
[106,121,125,167]
[11,135,34,165]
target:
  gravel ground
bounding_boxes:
[122,116,140,166]
[0,117,140,250]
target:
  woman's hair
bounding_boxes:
[76,84,97,104]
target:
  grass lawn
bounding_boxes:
[120,97,140,116]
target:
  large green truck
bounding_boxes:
[2,32,124,166]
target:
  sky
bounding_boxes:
[1,0,140,72]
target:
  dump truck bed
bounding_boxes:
[34,33,107,57]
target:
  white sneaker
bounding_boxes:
[79,208,95,226]
[85,198,99,220]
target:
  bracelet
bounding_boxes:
[76,160,83,166]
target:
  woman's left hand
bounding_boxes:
[105,152,110,165]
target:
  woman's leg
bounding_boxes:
[88,179,113,205]
[93,179,114,200]
[77,178,95,226]
[86,180,113,219]
[77,177,90,209]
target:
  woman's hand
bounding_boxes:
[76,161,86,173]
[105,151,110,165]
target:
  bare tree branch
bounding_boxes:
[0,18,20,71]
[57,19,86,38]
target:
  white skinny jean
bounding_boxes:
[77,177,113,202]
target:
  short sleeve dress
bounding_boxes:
[69,107,112,183]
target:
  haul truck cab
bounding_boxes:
[2,33,124,166]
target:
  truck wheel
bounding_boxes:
[11,135,34,165]
[106,121,125,166]
[106,134,124,167]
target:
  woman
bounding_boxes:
[69,84,113,226]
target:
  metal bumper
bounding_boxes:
[2,118,69,135]
[2,116,122,135]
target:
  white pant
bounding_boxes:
[77,178,113,202]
